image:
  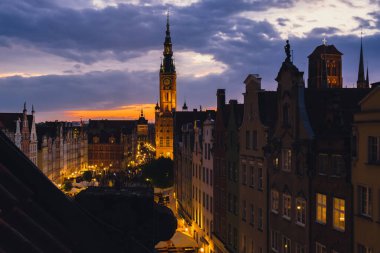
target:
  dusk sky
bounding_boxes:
[0,0,379,122]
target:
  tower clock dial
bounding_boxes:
[163,78,171,89]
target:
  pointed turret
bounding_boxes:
[366,66,369,87]
[30,105,37,142]
[182,100,188,111]
[161,11,175,73]
[155,101,160,111]
[357,36,367,88]
[15,118,22,149]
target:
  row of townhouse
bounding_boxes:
[175,40,380,253]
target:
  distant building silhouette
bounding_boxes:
[308,42,343,88]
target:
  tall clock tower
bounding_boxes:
[155,13,176,159]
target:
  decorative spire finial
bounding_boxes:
[322,37,327,45]
[32,104,35,113]
[23,102,27,113]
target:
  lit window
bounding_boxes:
[282,149,292,172]
[271,190,279,213]
[358,185,372,217]
[333,197,345,231]
[296,198,306,226]
[273,156,279,170]
[316,193,327,224]
[282,236,291,253]
[283,194,291,220]
[316,242,327,253]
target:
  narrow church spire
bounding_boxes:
[366,66,369,87]
[357,34,366,88]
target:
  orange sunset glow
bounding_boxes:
[65,103,156,122]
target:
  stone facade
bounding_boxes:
[37,121,88,183]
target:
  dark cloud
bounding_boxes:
[0,0,379,119]
[0,70,157,111]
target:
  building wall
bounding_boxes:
[268,61,313,253]
[239,74,267,253]
[225,100,242,253]
[353,87,380,253]
[155,115,174,159]
[191,119,215,253]
[213,89,229,253]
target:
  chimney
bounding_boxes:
[216,89,225,110]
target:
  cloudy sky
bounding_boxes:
[0,0,379,122]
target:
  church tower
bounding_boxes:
[155,13,176,159]
[308,40,343,88]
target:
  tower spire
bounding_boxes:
[366,65,369,87]
[357,32,366,88]
[162,10,175,73]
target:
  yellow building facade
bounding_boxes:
[352,86,380,253]
[155,14,176,159]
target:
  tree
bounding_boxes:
[141,158,173,188]
[62,180,73,192]
[82,170,92,182]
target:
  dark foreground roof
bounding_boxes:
[0,130,176,252]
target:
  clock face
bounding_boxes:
[163,78,171,85]
[163,78,171,89]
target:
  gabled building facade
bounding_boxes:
[239,74,276,253]
[0,103,38,165]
